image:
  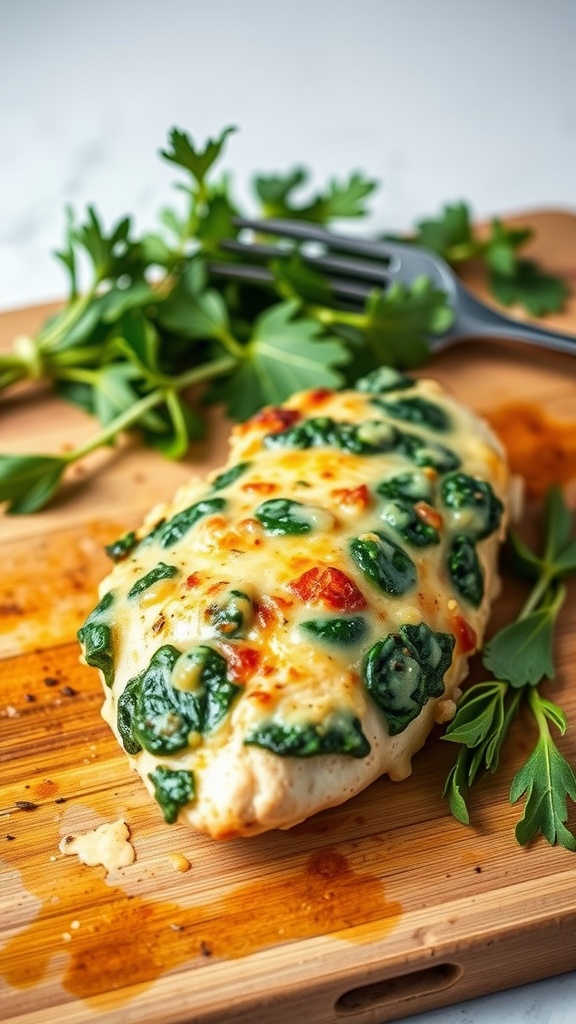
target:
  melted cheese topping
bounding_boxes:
[83,375,512,839]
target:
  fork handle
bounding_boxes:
[441,284,576,357]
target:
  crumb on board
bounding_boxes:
[167,851,191,873]
[59,819,135,872]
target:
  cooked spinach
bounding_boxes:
[127,561,180,599]
[105,530,138,563]
[354,367,414,393]
[263,415,398,455]
[441,471,503,539]
[211,461,251,491]
[398,433,460,473]
[116,644,240,755]
[373,396,451,432]
[379,498,440,547]
[210,589,254,637]
[148,765,196,824]
[158,497,226,548]
[300,615,367,645]
[364,621,455,734]
[244,713,370,758]
[376,470,434,505]
[255,498,314,535]
[77,590,115,687]
[349,532,417,596]
[448,534,484,606]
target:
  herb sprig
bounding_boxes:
[443,486,576,851]
[0,126,569,512]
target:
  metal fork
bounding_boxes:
[206,216,576,356]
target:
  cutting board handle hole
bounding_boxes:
[334,962,463,1014]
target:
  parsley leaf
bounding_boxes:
[510,691,576,850]
[0,124,570,512]
[443,485,576,851]
[207,300,349,420]
[490,261,570,317]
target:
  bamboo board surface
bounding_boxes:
[1,211,576,1024]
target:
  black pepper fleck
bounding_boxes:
[6,834,15,841]
[60,686,77,697]
[15,800,38,811]
[43,677,59,687]
[24,693,37,702]
[200,941,213,957]
[54,797,67,805]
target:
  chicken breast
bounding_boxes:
[78,368,512,838]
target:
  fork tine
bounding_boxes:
[206,260,374,304]
[233,216,455,292]
[220,238,392,285]
[234,216,395,260]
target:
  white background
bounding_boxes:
[1,2,575,1021]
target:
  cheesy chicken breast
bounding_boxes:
[78,368,511,838]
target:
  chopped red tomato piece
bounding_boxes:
[331,484,370,512]
[288,566,367,611]
[451,615,477,653]
[241,406,302,435]
[303,388,334,407]
[414,501,443,530]
[218,643,261,682]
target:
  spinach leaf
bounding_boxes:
[255,498,314,535]
[379,497,440,547]
[245,713,370,758]
[211,461,251,491]
[354,367,414,393]
[300,615,367,645]
[349,531,417,596]
[105,530,138,563]
[210,589,254,638]
[448,534,484,606]
[398,433,460,473]
[442,471,503,539]
[127,562,180,599]
[364,622,455,734]
[77,590,115,687]
[116,644,240,755]
[376,469,434,504]
[148,765,196,824]
[159,497,226,548]
[373,396,451,432]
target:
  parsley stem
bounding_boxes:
[518,571,554,619]
[62,354,236,465]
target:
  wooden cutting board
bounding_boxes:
[2,211,576,1024]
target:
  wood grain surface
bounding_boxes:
[1,211,576,1024]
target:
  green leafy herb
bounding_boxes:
[209,589,254,638]
[148,765,196,824]
[211,461,251,491]
[443,485,576,851]
[0,128,568,513]
[244,713,371,758]
[379,497,440,548]
[406,202,568,317]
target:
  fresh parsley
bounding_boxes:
[405,201,569,316]
[443,486,576,851]
[0,127,569,513]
